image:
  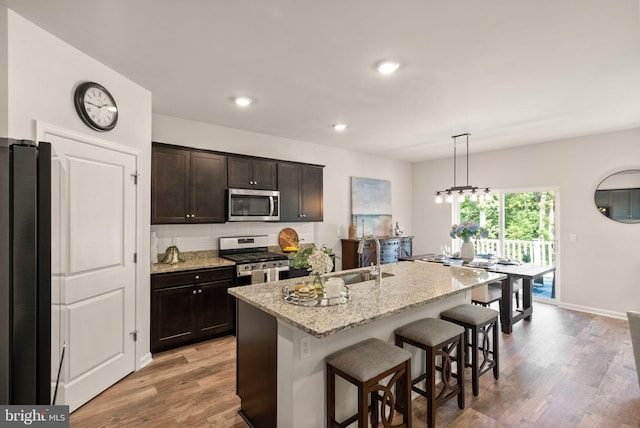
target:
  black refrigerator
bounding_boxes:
[0,138,51,405]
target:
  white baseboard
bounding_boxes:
[138,352,153,370]
[558,302,626,320]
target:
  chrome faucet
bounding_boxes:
[358,234,381,285]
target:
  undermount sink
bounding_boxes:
[332,270,394,285]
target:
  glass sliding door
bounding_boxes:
[457,189,557,301]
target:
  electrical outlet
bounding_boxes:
[299,336,311,360]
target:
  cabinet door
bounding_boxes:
[197,280,234,337]
[228,157,277,190]
[152,144,190,224]
[300,165,323,221]
[359,241,377,268]
[399,238,412,259]
[380,239,400,264]
[278,162,302,221]
[252,159,278,190]
[228,156,253,188]
[594,190,609,207]
[609,190,631,221]
[631,189,640,220]
[278,163,323,222]
[190,151,227,223]
[340,240,359,270]
[151,284,197,352]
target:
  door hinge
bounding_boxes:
[130,330,139,341]
[133,253,137,263]
[131,171,140,184]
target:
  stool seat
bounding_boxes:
[441,304,497,326]
[327,338,411,382]
[395,318,465,347]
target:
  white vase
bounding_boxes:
[461,241,475,263]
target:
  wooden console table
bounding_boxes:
[341,236,412,270]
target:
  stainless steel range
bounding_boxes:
[219,235,290,285]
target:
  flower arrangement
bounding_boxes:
[450,221,488,243]
[288,244,334,275]
[288,244,334,293]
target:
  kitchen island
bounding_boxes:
[229,261,506,428]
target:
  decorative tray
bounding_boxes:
[467,261,496,268]
[282,284,350,307]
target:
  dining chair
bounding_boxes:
[627,311,640,388]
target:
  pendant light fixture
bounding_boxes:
[434,133,491,204]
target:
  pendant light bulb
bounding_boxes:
[446,191,453,203]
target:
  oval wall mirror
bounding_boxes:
[594,169,640,223]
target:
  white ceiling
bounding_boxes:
[2,0,640,162]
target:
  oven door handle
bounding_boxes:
[250,269,266,284]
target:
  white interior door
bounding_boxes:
[48,131,137,412]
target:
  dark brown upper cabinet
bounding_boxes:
[227,155,277,190]
[278,162,324,222]
[152,143,227,224]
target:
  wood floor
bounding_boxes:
[70,303,640,427]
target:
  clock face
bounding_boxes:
[74,82,118,131]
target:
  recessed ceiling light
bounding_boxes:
[333,123,347,132]
[375,60,400,75]
[233,96,253,107]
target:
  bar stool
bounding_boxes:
[326,338,412,428]
[440,304,499,396]
[394,318,465,428]
[471,283,502,307]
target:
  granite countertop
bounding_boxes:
[151,250,235,274]
[229,261,506,338]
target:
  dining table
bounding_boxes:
[402,254,556,334]
[484,262,556,333]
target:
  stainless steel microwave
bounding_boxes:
[228,188,280,221]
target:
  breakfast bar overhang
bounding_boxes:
[229,261,506,427]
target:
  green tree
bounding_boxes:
[460,191,555,242]
[460,195,499,238]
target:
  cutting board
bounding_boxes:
[278,228,299,251]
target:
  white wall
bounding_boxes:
[152,114,414,270]
[0,8,8,136]
[5,9,153,368]
[413,127,640,318]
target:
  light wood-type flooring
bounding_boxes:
[70,303,640,427]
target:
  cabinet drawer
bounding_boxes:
[152,267,234,290]
[381,239,400,247]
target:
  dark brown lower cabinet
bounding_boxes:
[151,267,234,353]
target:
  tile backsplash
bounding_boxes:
[151,222,315,254]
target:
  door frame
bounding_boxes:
[36,121,147,380]
[453,186,561,303]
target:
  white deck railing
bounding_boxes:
[474,239,555,266]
